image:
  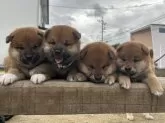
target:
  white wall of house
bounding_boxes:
[0,0,39,64]
[151,25,165,68]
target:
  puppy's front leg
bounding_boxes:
[118,74,131,89]
[105,73,117,85]
[30,63,54,84]
[144,72,164,96]
[67,69,87,82]
[0,68,25,85]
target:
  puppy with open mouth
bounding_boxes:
[43,25,81,80]
[0,27,51,85]
[74,42,117,84]
[116,42,164,120]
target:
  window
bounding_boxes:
[159,28,165,33]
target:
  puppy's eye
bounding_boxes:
[134,59,140,62]
[48,41,56,45]
[102,65,109,69]
[15,47,24,50]
[121,58,126,61]
[64,40,71,46]
[89,65,94,69]
[33,45,39,49]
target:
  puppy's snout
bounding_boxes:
[124,66,136,75]
[94,74,102,81]
[55,49,61,55]
[54,49,64,56]
[25,54,33,61]
[125,67,131,72]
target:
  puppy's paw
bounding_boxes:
[67,73,87,82]
[143,113,154,120]
[146,76,164,96]
[126,113,134,121]
[105,76,115,85]
[152,89,164,96]
[66,74,75,82]
[0,73,18,85]
[119,76,131,89]
[150,81,164,96]
[75,73,87,82]
[30,74,48,84]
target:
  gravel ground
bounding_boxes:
[6,113,165,123]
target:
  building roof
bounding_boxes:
[131,24,165,34]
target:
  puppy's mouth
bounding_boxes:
[55,57,63,64]
[21,55,40,66]
[89,74,104,83]
[121,70,136,76]
[54,55,75,70]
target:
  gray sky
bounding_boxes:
[48,0,165,44]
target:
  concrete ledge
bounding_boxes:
[0,78,165,115]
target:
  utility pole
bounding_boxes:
[98,16,106,41]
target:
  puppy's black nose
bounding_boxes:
[55,49,61,55]
[25,54,33,60]
[125,67,131,72]
[94,75,102,81]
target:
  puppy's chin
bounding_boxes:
[20,55,40,65]
[89,76,105,84]
[121,69,136,76]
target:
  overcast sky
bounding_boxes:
[48,0,165,44]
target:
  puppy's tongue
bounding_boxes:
[55,58,63,64]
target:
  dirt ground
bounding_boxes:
[6,113,165,123]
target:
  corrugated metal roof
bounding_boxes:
[131,24,165,34]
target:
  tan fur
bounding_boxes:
[4,56,10,72]
[43,25,81,81]
[44,25,80,54]
[0,27,50,85]
[117,42,164,96]
[117,42,162,121]
[76,42,117,84]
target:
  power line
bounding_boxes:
[48,2,163,10]
[107,13,165,40]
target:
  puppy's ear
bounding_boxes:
[112,43,120,49]
[37,30,44,38]
[44,29,51,39]
[80,47,88,60]
[6,34,14,43]
[73,30,81,40]
[141,44,149,55]
[150,49,154,58]
[108,48,116,60]
[116,45,122,53]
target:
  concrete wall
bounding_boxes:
[130,28,153,49]
[0,0,39,64]
[151,25,165,68]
